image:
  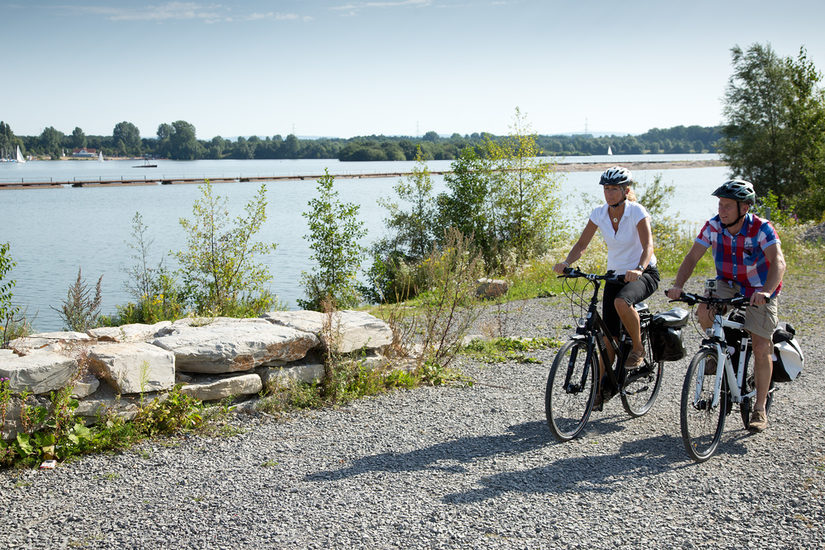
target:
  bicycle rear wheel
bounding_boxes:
[621,356,664,417]
[680,348,727,462]
[739,350,775,428]
[545,339,598,441]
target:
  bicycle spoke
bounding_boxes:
[680,349,726,461]
[545,340,597,441]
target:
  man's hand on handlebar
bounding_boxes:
[665,286,683,300]
[749,291,771,307]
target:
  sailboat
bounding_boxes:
[607,145,613,155]
[15,145,26,163]
[98,150,104,162]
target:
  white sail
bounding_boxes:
[607,145,613,155]
[99,150,104,162]
[16,145,26,163]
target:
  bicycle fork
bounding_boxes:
[692,338,752,410]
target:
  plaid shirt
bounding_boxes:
[695,213,782,297]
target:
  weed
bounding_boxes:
[52,268,103,332]
[461,337,562,364]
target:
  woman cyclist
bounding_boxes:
[553,166,659,374]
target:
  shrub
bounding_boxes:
[176,181,278,316]
[299,170,366,310]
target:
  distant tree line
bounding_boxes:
[0,120,721,162]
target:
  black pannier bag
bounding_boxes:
[650,307,689,362]
[772,322,804,382]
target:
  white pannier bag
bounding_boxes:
[772,322,804,383]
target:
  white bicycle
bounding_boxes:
[671,290,775,462]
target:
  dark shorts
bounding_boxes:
[602,265,660,340]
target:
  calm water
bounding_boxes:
[0,155,727,331]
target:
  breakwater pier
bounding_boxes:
[0,159,723,190]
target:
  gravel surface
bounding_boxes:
[2,273,824,549]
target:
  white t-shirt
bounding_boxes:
[589,201,657,275]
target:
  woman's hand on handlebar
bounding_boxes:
[552,262,569,275]
[624,268,642,282]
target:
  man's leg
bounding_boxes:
[751,333,774,411]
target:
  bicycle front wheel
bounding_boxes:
[621,358,664,417]
[545,339,598,441]
[680,348,727,462]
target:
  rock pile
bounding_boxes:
[0,310,393,440]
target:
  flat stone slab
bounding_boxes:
[261,310,393,354]
[179,373,263,402]
[152,318,318,374]
[8,331,93,355]
[88,342,176,394]
[88,321,172,343]
[0,350,77,394]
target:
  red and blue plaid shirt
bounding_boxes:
[695,213,782,297]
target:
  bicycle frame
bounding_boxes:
[563,271,624,392]
[691,305,755,409]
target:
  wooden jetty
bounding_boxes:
[0,171,451,190]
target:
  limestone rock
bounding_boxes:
[74,383,140,422]
[70,373,100,399]
[476,278,509,299]
[262,310,393,354]
[258,360,326,389]
[179,373,263,401]
[0,350,77,394]
[152,319,318,374]
[88,342,175,394]
[8,331,93,355]
[87,321,172,343]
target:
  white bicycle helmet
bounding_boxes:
[599,166,633,186]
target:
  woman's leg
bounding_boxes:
[614,268,660,365]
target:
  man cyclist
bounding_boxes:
[666,180,786,432]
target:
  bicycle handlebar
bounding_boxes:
[560,267,625,283]
[667,291,768,307]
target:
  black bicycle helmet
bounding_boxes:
[599,166,633,186]
[712,179,756,205]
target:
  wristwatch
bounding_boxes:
[636,264,645,271]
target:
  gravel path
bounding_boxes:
[2,274,824,549]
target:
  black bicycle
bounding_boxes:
[545,268,680,441]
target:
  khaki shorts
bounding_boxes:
[711,281,778,340]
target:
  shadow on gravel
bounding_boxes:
[441,433,690,504]
[441,430,752,504]
[305,421,553,482]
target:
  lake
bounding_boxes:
[0,154,727,331]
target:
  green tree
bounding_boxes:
[487,108,562,263]
[39,126,64,158]
[70,127,87,149]
[300,170,366,310]
[168,120,202,160]
[437,109,563,270]
[437,146,499,269]
[367,147,438,302]
[175,182,277,316]
[113,121,141,156]
[719,43,825,219]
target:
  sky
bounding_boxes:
[3,0,825,140]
